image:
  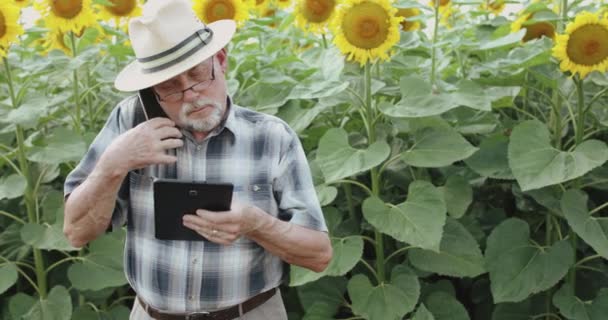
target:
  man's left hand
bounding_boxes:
[182,202,265,245]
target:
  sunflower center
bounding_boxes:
[303,0,334,23]
[205,0,235,22]
[397,8,419,31]
[0,11,5,39]
[342,1,389,49]
[106,0,137,16]
[523,21,555,42]
[51,0,83,19]
[566,24,608,66]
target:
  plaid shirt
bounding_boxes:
[64,96,327,312]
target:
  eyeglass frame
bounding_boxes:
[153,56,215,103]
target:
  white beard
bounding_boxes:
[178,98,223,132]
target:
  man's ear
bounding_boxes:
[215,48,228,73]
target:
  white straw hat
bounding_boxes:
[114,0,236,92]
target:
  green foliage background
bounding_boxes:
[1,0,608,319]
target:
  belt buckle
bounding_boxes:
[186,311,210,320]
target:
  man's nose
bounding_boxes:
[182,88,200,102]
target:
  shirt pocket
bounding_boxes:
[235,183,275,216]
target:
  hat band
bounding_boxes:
[138,28,214,74]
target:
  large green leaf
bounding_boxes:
[479,29,526,50]
[288,80,349,100]
[553,284,608,320]
[390,265,421,314]
[441,175,472,218]
[315,185,338,206]
[0,263,18,294]
[67,231,127,291]
[27,127,87,164]
[362,181,446,251]
[316,128,390,183]
[412,304,435,320]
[21,223,78,251]
[465,134,514,180]
[401,127,478,168]
[491,300,532,320]
[347,272,418,320]
[485,218,574,303]
[409,219,485,278]
[22,286,72,320]
[0,174,27,200]
[9,293,37,320]
[290,236,363,286]
[425,291,471,320]
[561,189,608,259]
[508,120,608,191]
[297,276,347,311]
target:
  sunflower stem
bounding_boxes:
[3,57,48,299]
[321,33,328,49]
[364,62,385,284]
[70,31,82,134]
[574,76,585,146]
[343,183,357,222]
[430,0,441,91]
[560,0,568,32]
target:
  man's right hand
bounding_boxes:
[100,118,184,175]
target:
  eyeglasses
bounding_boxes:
[154,57,215,103]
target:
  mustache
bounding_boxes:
[181,99,220,114]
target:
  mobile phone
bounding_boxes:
[138,88,168,120]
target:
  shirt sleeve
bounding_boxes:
[273,127,328,233]
[63,98,135,231]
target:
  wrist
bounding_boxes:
[244,205,274,237]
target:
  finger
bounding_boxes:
[146,117,175,129]
[155,126,182,140]
[155,154,178,164]
[160,138,184,150]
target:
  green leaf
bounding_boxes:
[465,134,514,180]
[508,120,608,191]
[21,223,78,251]
[316,128,390,183]
[425,291,471,320]
[491,300,532,320]
[0,263,18,294]
[410,219,485,278]
[0,174,27,200]
[362,181,446,251]
[289,80,349,100]
[302,302,337,320]
[561,189,608,259]
[67,231,128,291]
[9,293,37,320]
[316,185,338,206]
[412,304,435,320]
[277,102,332,133]
[479,29,526,50]
[297,276,347,311]
[390,265,421,314]
[23,286,72,320]
[290,236,363,286]
[401,127,478,168]
[2,98,48,130]
[441,175,472,218]
[27,127,87,164]
[347,274,416,320]
[485,218,574,303]
[553,284,608,320]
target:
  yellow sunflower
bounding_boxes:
[511,11,556,42]
[251,0,270,16]
[34,0,97,34]
[193,0,250,25]
[553,11,608,79]
[480,0,505,15]
[396,7,420,32]
[294,0,337,34]
[0,2,24,58]
[40,29,71,55]
[13,0,31,8]
[428,0,450,7]
[98,0,142,25]
[331,0,401,65]
[273,0,292,9]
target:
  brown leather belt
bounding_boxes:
[137,288,277,320]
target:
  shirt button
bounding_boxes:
[192,258,197,264]
[252,185,260,191]
[188,295,194,301]
[196,145,202,151]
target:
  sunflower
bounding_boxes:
[13,0,31,8]
[396,7,420,31]
[553,11,608,79]
[98,0,142,25]
[294,0,337,34]
[480,0,505,15]
[511,11,556,42]
[251,0,270,16]
[34,0,97,34]
[0,2,24,58]
[40,29,71,55]
[193,0,250,25]
[331,0,401,65]
[273,0,292,9]
[428,0,449,7]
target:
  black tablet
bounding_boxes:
[153,179,233,241]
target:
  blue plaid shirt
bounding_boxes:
[64,96,327,312]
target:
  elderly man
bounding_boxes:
[62,0,332,319]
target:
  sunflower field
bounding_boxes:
[1,0,608,319]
